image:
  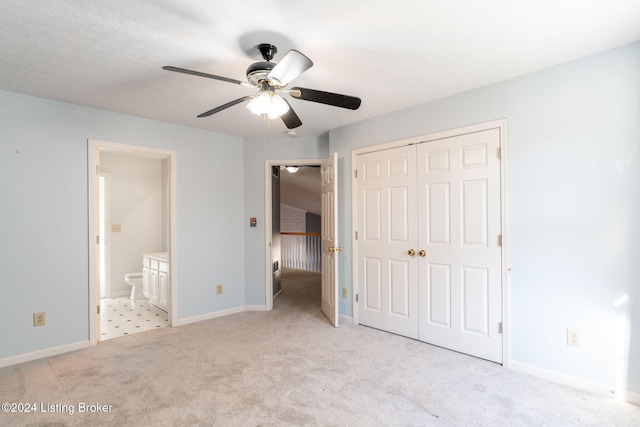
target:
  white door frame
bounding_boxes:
[351,119,511,366]
[98,172,112,298]
[88,139,178,346]
[264,158,323,311]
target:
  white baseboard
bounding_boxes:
[245,305,267,311]
[174,306,246,326]
[0,341,89,369]
[621,389,640,406]
[510,360,640,405]
[339,314,354,325]
[109,290,130,298]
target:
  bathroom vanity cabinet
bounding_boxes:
[142,252,169,312]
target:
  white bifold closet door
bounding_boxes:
[356,128,503,363]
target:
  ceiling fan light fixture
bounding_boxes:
[267,94,290,119]
[246,92,290,119]
[247,92,271,115]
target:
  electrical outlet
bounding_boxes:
[216,284,223,295]
[342,287,348,298]
[33,312,46,327]
[567,329,580,347]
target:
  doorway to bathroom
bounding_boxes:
[88,139,177,346]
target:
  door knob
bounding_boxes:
[408,249,416,256]
[329,246,343,253]
[419,250,427,257]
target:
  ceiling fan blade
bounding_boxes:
[280,99,302,129]
[289,87,361,110]
[163,66,253,88]
[197,95,254,118]
[267,50,313,86]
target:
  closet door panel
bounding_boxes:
[357,145,419,339]
[417,128,502,363]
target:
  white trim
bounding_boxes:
[351,119,510,364]
[0,341,89,369]
[509,361,640,405]
[109,290,130,298]
[174,305,267,326]
[351,151,359,326]
[339,314,354,325]
[264,159,323,312]
[88,139,178,346]
[622,390,640,406]
[98,172,112,298]
[498,121,510,368]
[174,306,246,326]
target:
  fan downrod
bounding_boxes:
[258,44,277,62]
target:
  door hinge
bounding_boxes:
[356,294,359,302]
[96,235,100,244]
[498,322,503,334]
[97,305,100,315]
[497,147,501,160]
[498,234,502,246]
[354,169,358,178]
[96,165,100,174]
[355,231,358,240]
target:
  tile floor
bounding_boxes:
[100,296,168,341]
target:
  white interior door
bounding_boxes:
[321,153,339,327]
[356,145,420,338]
[417,128,502,362]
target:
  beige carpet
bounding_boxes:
[1,268,639,426]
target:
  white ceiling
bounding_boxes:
[1,1,639,138]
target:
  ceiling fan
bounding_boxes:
[163,44,361,129]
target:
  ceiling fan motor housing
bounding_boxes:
[246,61,276,86]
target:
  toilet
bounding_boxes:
[124,272,144,300]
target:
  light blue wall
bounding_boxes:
[0,91,245,358]
[243,135,329,305]
[329,42,640,393]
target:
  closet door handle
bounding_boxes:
[419,250,426,257]
[408,249,416,256]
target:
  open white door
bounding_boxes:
[321,153,339,327]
